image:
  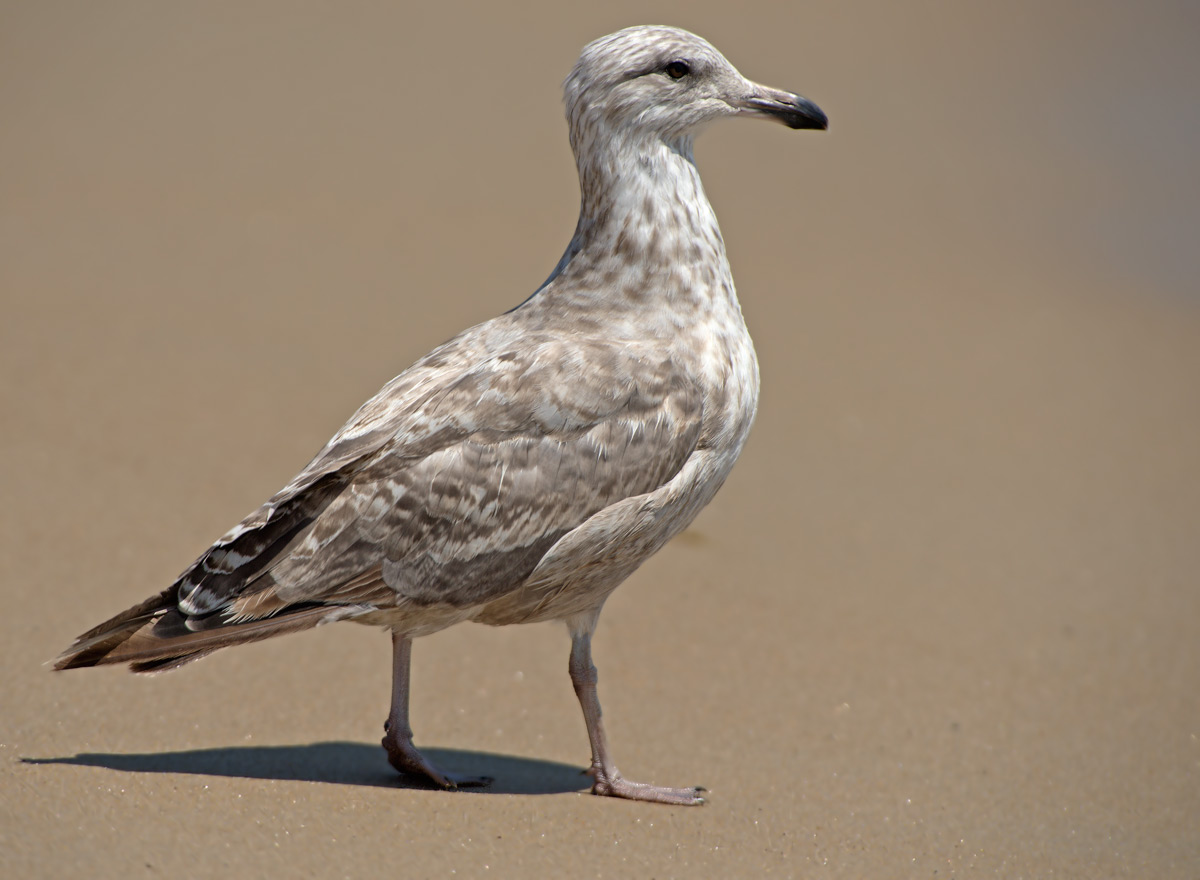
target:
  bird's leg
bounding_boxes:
[568,623,706,805]
[382,630,491,789]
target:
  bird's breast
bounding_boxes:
[688,298,760,463]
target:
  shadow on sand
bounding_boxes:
[23,741,587,795]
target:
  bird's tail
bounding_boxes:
[54,590,332,673]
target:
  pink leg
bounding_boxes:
[568,624,706,805]
[382,631,491,789]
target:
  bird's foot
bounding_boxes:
[382,724,492,790]
[587,766,706,805]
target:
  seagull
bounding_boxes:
[56,25,826,805]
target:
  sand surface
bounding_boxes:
[3,2,1198,877]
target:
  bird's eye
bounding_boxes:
[664,60,690,80]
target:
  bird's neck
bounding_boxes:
[538,134,735,314]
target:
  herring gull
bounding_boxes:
[56,25,827,805]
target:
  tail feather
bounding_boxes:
[54,593,334,673]
[54,590,176,670]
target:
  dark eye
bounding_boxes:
[664,60,690,80]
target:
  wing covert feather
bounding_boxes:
[267,339,703,607]
[176,333,703,618]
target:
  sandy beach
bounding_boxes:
[2,2,1197,877]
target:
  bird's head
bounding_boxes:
[564,25,827,150]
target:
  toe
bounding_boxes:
[592,773,707,805]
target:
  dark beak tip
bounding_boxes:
[787,97,828,131]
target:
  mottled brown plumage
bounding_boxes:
[56,25,826,804]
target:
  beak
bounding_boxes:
[731,84,828,130]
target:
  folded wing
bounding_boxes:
[56,330,703,671]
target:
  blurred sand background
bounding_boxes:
[2,1,1198,877]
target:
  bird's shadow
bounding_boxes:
[23,741,588,796]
